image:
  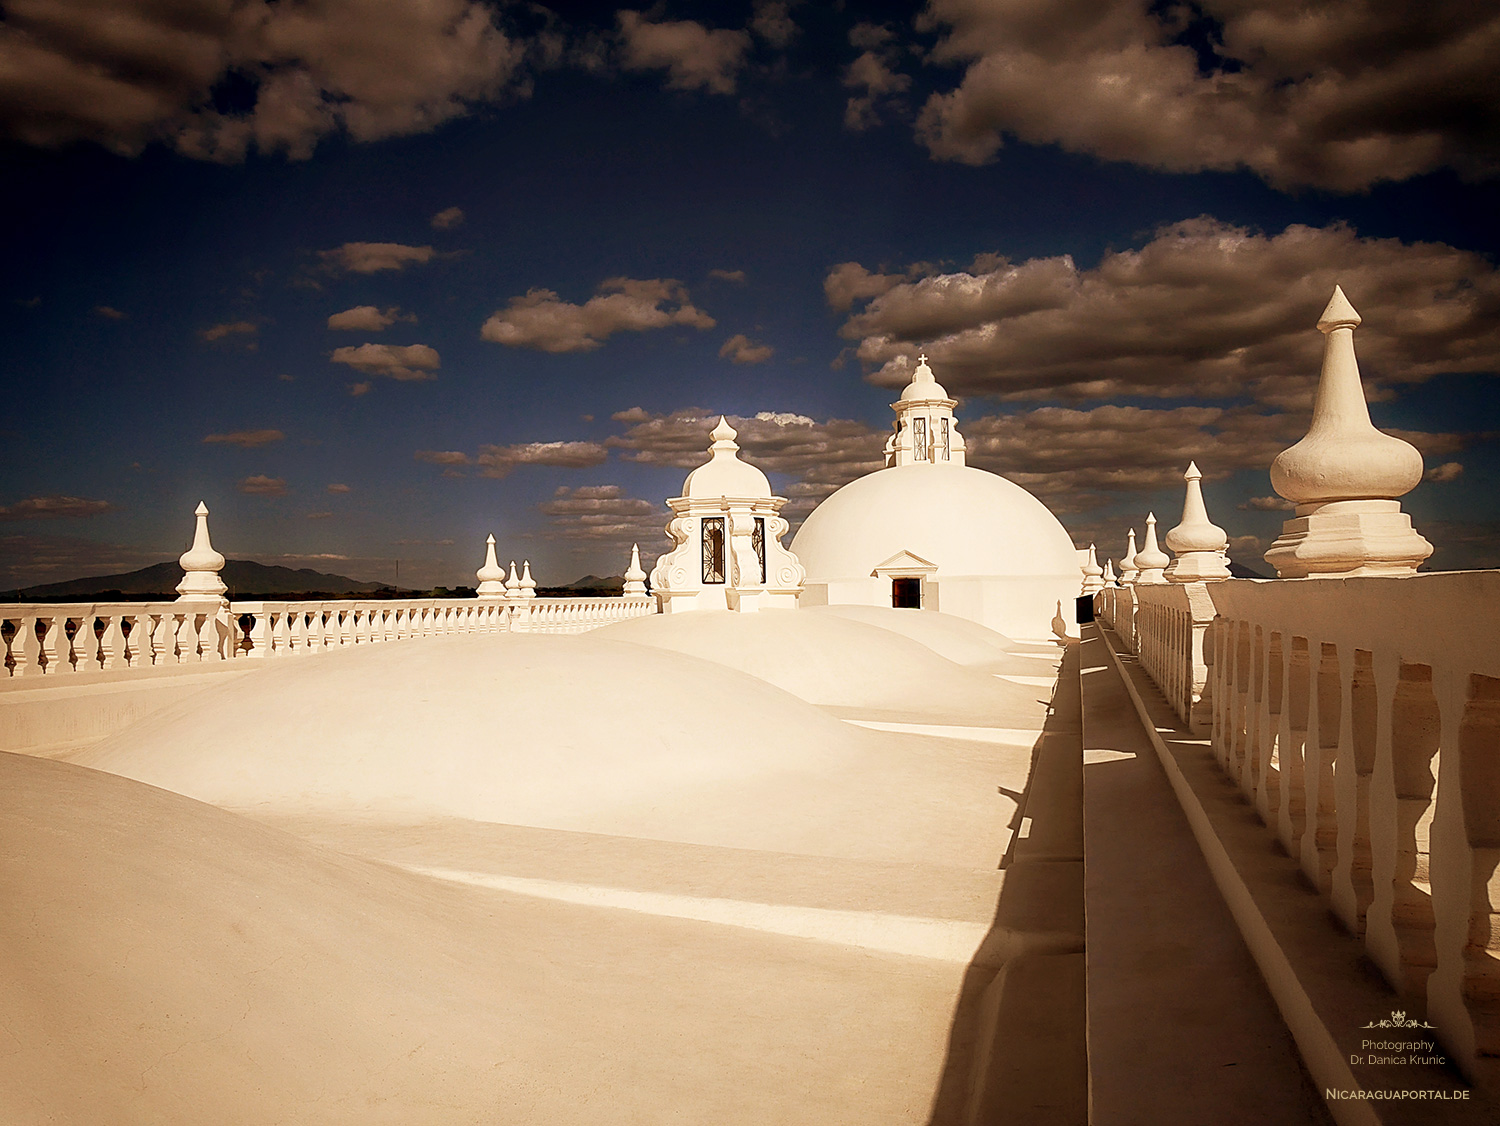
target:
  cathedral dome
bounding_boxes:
[792,463,1078,582]
[789,354,1080,640]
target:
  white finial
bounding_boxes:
[623,543,647,596]
[1081,543,1104,595]
[1120,528,1140,585]
[520,560,537,598]
[710,416,738,448]
[1270,287,1422,505]
[1134,513,1170,584]
[505,561,520,596]
[1103,559,1117,585]
[1165,462,1230,582]
[476,533,506,598]
[1264,287,1432,577]
[176,501,227,600]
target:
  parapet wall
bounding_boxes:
[1101,571,1500,1096]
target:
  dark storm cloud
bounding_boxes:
[914,0,1500,191]
[833,219,1500,404]
[0,0,531,160]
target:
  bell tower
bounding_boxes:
[885,354,966,468]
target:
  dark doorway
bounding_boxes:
[892,577,921,608]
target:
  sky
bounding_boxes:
[2,0,1498,592]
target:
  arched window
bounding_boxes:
[913,417,928,461]
[752,517,766,582]
[702,517,725,583]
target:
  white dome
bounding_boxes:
[681,417,772,499]
[898,357,950,402]
[792,462,1078,580]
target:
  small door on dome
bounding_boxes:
[892,577,921,608]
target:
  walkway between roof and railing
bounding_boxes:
[1095,571,1500,1120]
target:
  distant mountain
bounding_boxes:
[537,574,626,595]
[4,560,404,602]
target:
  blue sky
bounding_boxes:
[2,1,1498,590]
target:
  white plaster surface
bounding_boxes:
[596,607,1052,726]
[76,632,1037,865]
[0,751,982,1125]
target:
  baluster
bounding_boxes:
[33,614,58,673]
[9,614,41,676]
[98,615,125,669]
[66,615,94,672]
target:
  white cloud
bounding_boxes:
[1239,495,1297,512]
[538,484,664,551]
[481,277,714,353]
[326,483,352,494]
[330,343,440,381]
[719,333,774,365]
[616,11,751,95]
[238,474,287,497]
[1,0,530,161]
[430,205,465,230]
[750,2,797,49]
[0,495,112,520]
[1425,461,1464,483]
[708,268,746,283]
[842,23,911,132]
[914,0,1500,191]
[318,242,435,274]
[203,428,285,448]
[326,305,416,331]
[834,219,1500,404]
[416,440,610,479]
[201,319,259,343]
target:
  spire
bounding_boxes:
[623,543,647,596]
[476,534,506,598]
[1269,287,1423,506]
[1103,559,1117,586]
[1165,462,1230,582]
[1264,287,1432,577]
[520,560,537,598]
[1134,513,1170,584]
[505,561,520,597]
[1080,543,1104,595]
[1119,528,1140,586]
[176,501,227,600]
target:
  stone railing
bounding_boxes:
[1096,586,1137,652]
[1109,582,1218,735]
[1151,571,1500,1086]
[2,595,657,674]
[0,600,234,676]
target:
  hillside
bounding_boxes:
[3,560,402,602]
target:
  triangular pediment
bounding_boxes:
[871,550,937,577]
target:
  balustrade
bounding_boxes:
[1196,572,1500,1082]
[3,594,658,672]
